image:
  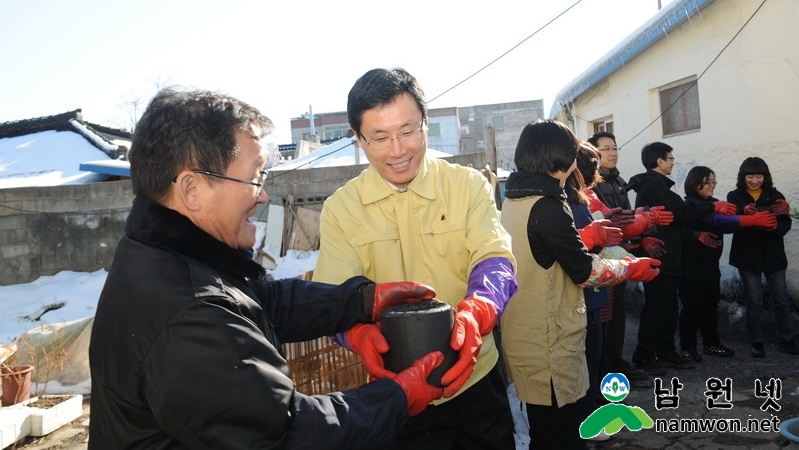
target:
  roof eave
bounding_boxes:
[549,0,716,118]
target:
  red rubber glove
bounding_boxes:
[605,208,636,228]
[347,323,394,379]
[578,220,623,249]
[713,201,737,216]
[586,191,613,217]
[771,199,790,215]
[695,231,722,248]
[621,208,655,240]
[441,296,497,398]
[649,206,674,226]
[622,256,661,282]
[367,281,437,321]
[640,237,667,258]
[739,211,777,229]
[391,351,445,416]
[743,203,759,215]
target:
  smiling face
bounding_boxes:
[355,93,427,188]
[194,129,268,250]
[745,173,765,191]
[697,174,716,199]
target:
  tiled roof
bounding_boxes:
[0,110,131,159]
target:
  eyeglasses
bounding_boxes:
[362,121,425,151]
[192,169,269,193]
[703,181,718,186]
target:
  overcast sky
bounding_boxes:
[1,0,674,143]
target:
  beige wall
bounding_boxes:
[568,0,799,296]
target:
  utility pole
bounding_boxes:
[487,124,498,175]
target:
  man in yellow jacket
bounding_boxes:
[313,67,518,449]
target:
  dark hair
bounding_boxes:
[514,119,580,175]
[735,157,774,190]
[587,131,616,148]
[640,141,673,170]
[130,88,273,201]
[347,68,428,138]
[576,142,602,188]
[684,166,715,197]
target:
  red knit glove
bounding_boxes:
[622,257,661,282]
[368,281,437,321]
[738,211,777,229]
[347,323,393,379]
[649,206,674,226]
[743,203,759,215]
[695,231,722,248]
[640,237,667,258]
[391,352,445,416]
[713,201,737,216]
[771,199,790,215]
[441,296,497,398]
[579,220,623,249]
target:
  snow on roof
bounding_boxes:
[0,130,114,188]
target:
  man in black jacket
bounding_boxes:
[587,132,647,381]
[88,88,445,449]
[627,142,737,374]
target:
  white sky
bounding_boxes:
[0,0,674,144]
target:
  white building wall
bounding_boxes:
[571,0,799,295]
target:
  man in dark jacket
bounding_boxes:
[587,132,646,381]
[626,142,736,373]
[88,88,446,449]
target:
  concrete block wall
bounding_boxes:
[0,181,133,286]
[0,154,487,286]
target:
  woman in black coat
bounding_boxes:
[726,157,796,358]
[678,166,776,362]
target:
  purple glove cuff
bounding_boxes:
[713,214,742,232]
[465,257,518,316]
[331,331,350,350]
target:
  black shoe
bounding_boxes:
[704,344,735,357]
[634,358,667,375]
[778,339,799,355]
[751,343,766,358]
[656,351,695,369]
[680,348,703,363]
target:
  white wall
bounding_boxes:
[571,0,799,296]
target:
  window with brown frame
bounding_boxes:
[660,80,700,136]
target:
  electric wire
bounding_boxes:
[568,0,768,150]
[274,1,583,170]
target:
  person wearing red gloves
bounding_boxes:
[587,131,664,383]
[567,143,658,447]
[314,68,518,449]
[89,89,445,450]
[627,142,737,373]
[678,166,778,363]
[726,157,796,358]
[501,120,661,449]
